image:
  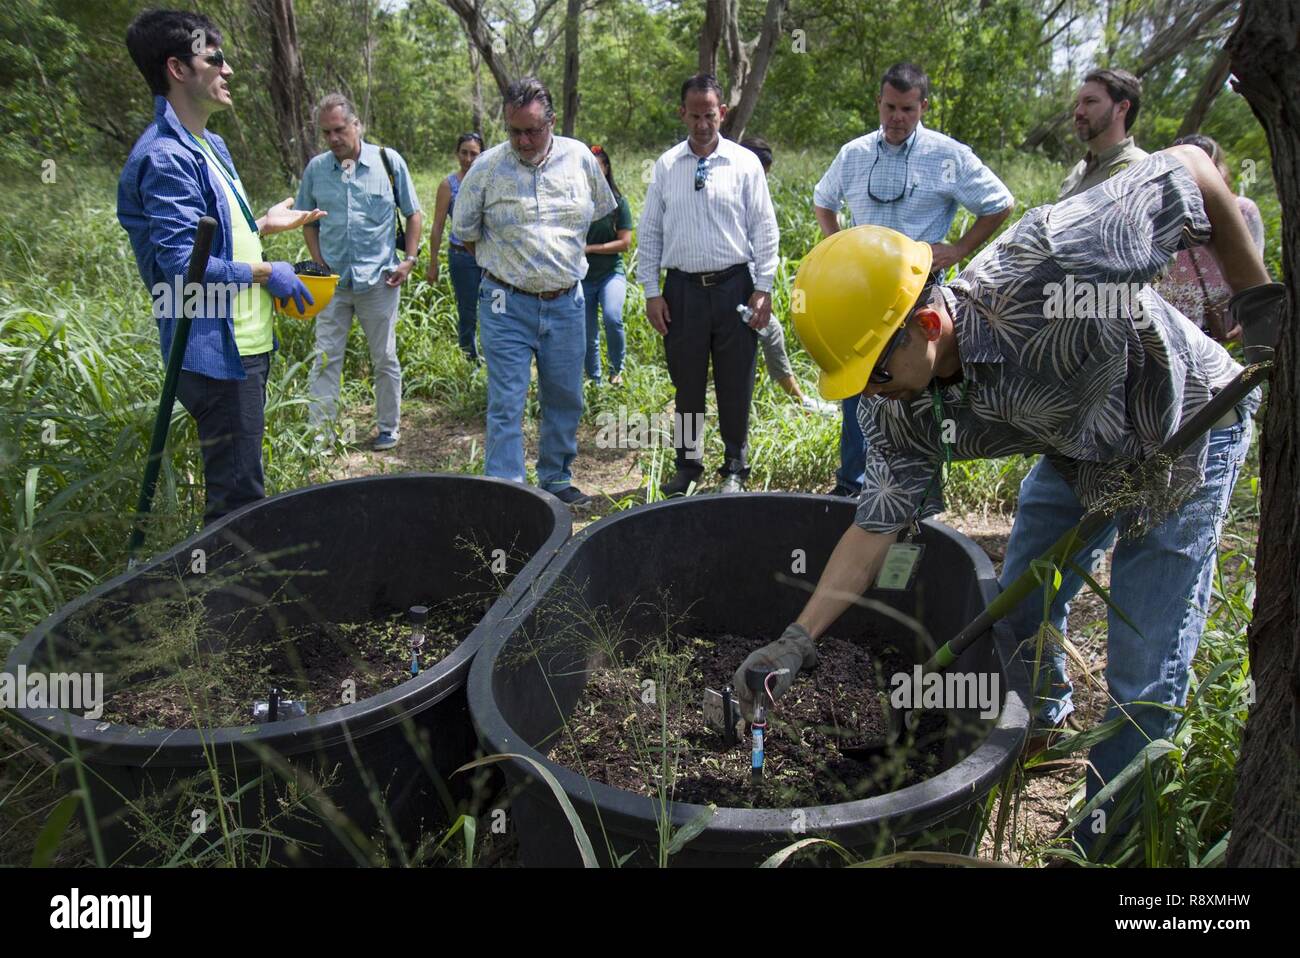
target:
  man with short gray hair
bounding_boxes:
[452,76,616,504]
[297,92,423,451]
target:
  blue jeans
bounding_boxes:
[581,271,627,381]
[998,419,1252,853]
[478,276,585,491]
[836,393,867,492]
[448,246,481,359]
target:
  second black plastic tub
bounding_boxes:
[5,474,569,865]
[468,494,1030,866]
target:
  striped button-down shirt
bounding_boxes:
[451,135,616,293]
[852,152,1258,537]
[636,136,779,298]
[813,122,1013,242]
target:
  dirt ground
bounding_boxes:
[323,401,1114,862]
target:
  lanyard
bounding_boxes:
[907,379,968,540]
[187,132,260,236]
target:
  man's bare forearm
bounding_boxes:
[814,205,841,238]
[954,207,1011,259]
[1167,145,1270,292]
[795,524,896,639]
[303,223,325,267]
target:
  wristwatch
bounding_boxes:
[402,255,417,264]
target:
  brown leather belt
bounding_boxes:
[485,271,574,301]
[667,263,749,287]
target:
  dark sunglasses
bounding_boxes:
[694,156,711,191]
[867,326,906,385]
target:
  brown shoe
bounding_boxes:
[1023,713,1083,760]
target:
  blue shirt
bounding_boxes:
[295,142,422,290]
[117,96,261,380]
[813,121,1013,243]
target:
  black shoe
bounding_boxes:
[551,486,590,506]
[830,483,860,498]
[659,472,701,497]
[719,473,745,494]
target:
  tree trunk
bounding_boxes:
[721,0,787,142]
[1176,46,1232,139]
[446,0,514,98]
[468,25,484,133]
[1224,0,1300,869]
[699,0,724,76]
[254,0,313,179]
[561,0,581,136]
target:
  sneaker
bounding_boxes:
[372,431,400,452]
[659,472,700,498]
[550,486,590,505]
[830,483,860,498]
[719,473,745,494]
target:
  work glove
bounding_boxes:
[266,261,315,313]
[1228,282,1285,365]
[732,623,818,722]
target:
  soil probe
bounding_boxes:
[840,284,1284,761]
[127,216,217,563]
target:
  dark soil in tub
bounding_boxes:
[546,631,962,809]
[77,595,490,730]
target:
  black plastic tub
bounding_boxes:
[5,474,569,865]
[468,494,1030,867]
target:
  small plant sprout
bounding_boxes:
[408,605,429,676]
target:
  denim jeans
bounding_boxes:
[998,418,1252,853]
[581,271,627,381]
[448,246,481,360]
[308,282,402,436]
[837,393,867,492]
[175,352,270,524]
[478,275,585,491]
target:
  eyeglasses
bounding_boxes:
[867,326,907,385]
[695,155,711,191]
[197,49,228,68]
[507,120,551,140]
[866,138,915,204]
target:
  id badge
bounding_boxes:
[875,542,925,591]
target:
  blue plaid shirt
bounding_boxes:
[813,121,1013,242]
[118,97,262,380]
[295,142,422,291]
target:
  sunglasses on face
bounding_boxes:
[196,49,228,68]
[867,326,906,385]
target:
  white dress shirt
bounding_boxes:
[636,136,779,298]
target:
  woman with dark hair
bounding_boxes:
[1158,133,1266,342]
[427,132,485,360]
[582,144,634,385]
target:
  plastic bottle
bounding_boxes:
[408,605,429,676]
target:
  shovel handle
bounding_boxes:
[128,217,218,560]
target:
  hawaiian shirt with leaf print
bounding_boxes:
[854,151,1260,537]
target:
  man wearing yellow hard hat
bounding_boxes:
[732,145,1277,857]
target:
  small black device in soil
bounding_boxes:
[252,687,306,722]
[408,605,429,675]
[745,667,779,782]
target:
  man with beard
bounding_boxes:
[1059,69,1148,201]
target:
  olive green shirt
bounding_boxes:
[1058,136,1149,201]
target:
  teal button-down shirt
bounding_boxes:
[296,141,422,290]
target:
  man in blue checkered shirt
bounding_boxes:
[813,62,1013,499]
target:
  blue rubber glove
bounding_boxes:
[266,261,314,313]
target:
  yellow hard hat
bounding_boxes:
[791,225,933,400]
[275,269,339,320]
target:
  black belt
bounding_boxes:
[667,263,749,287]
[485,271,575,301]
[449,242,470,254]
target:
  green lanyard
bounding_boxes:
[907,379,969,540]
[188,132,260,236]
